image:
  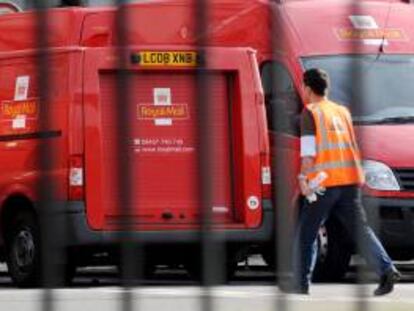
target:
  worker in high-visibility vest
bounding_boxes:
[290,68,400,295]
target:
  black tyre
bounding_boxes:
[6,212,41,287]
[6,211,76,287]
[313,221,352,282]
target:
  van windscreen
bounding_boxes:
[302,55,414,124]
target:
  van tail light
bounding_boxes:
[260,152,272,200]
[69,154,84,201]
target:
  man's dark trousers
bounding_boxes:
[293,185,394,290]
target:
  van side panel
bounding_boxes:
[0,51,81,222]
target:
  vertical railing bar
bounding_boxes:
[269,2,291,311]
[351,1,369,310]
[33,1,58,311]
[195,0,213,311]
[114,1,136,311]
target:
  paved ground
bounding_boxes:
[0,285,413,311]
[0,258,413,311]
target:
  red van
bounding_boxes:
[83,0,414,281]
[0,3,272,286]
[201,0,414,280]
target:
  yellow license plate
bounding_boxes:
[132,51,198,67]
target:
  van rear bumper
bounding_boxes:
[363,196,414,258]
[62,200,274,247]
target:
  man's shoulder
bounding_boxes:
[327,100,351,115]
[327,99,347,108]
[334,101,351,116]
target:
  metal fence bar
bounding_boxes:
[194,0,214,310]
[350,1,370,311]
[268,2,292,311]
[114,1,136,311]
[32,1,57,311]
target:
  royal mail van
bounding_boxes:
[0,3,272,286]
[106,0,414,282]
[199,0,414,280]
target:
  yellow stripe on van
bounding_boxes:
[132,51,198,67]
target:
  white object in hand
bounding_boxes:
[306,171,328,203]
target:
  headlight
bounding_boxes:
[362,160,400,191]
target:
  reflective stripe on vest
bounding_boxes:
[311,160,362,172]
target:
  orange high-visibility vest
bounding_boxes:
[306,100,365,188]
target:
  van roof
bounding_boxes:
[0,0,413,55]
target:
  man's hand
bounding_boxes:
[298,178,313,197]
[299,156,316,196]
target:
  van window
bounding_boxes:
[261,61,301,136]
[302,55,414,124]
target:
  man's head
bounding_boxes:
[302,68,330,103]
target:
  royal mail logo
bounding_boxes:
[1,98,38,119]
[337,28,406,41]
[137,88,189,126]
[138,104,188,120]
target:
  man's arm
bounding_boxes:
[299,109,317,196]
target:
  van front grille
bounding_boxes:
[394,168,414,191]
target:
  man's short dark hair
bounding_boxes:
[303,68,330,96]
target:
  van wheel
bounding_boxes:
[6,212,41,287]
[313,222,352,282]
